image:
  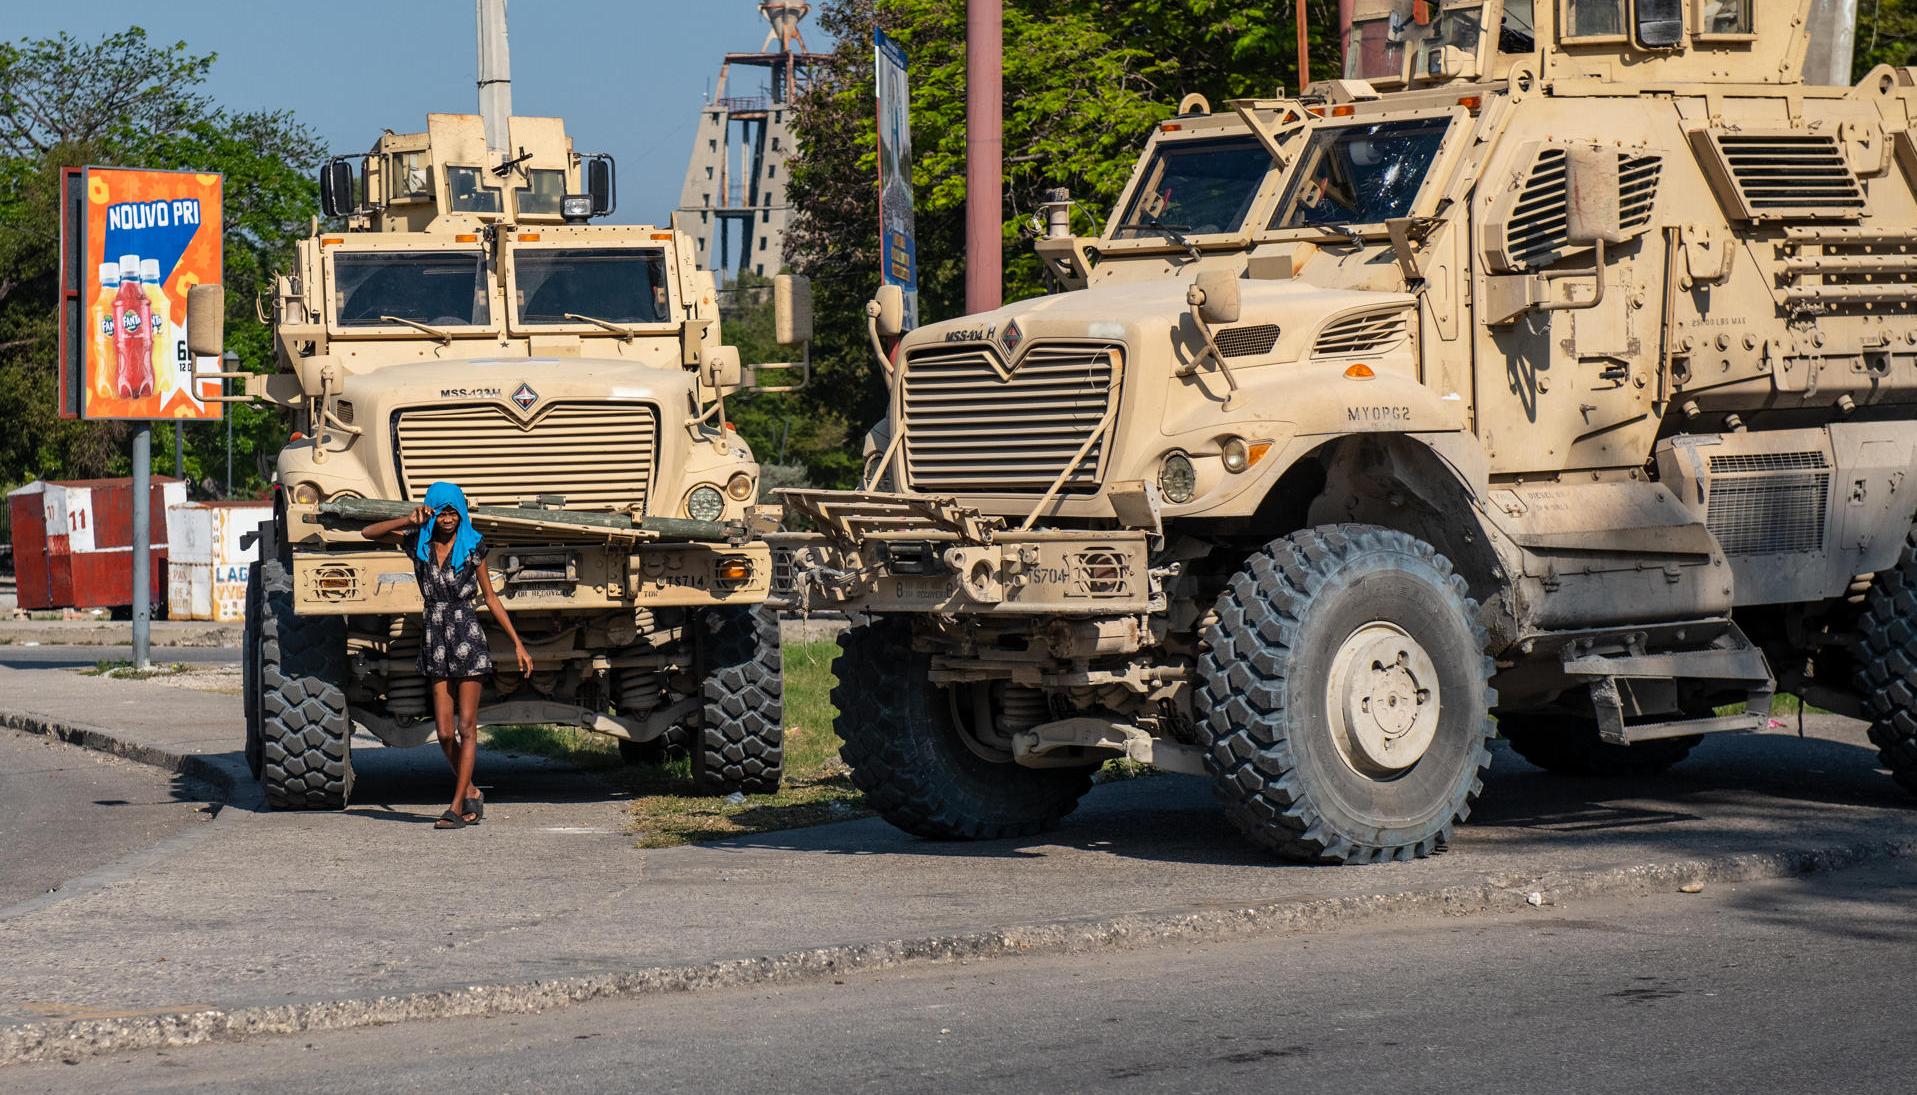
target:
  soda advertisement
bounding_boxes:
[874,29,919,330]
[60,166,223,421]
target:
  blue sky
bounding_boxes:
[4,0,833,224]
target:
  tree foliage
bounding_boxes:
[0,27,319,496]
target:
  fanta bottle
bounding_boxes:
[141,258,173,398]
[92,261,119,403]
[112,254,154,400]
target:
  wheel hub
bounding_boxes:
[1326,622,1441,778]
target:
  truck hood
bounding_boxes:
[334,355,699,409]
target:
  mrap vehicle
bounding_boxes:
[772,1,1917,863]
[188,104,813,809]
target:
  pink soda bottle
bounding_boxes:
[112,254,154,399]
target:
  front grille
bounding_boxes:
[393,401,657,511]
[1314,311,1409,357]
[901,342,1120,493]
[1214,324,1281,358]
[1695,131,1866,220]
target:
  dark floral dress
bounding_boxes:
[406,532,494,680]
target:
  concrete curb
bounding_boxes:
[0,625,242,648]
[3,836,1911,1067]
[0,711,250,808]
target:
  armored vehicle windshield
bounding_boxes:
[333,250,491,328]
[1113,136,1268,238]
[1272,116,1453,229]
[513,247,671,325]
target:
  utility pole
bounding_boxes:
[131,425,151,668]
[1296,0,1310,90]
[965,0,1003,314]
[1803,0,1858,86]
[476,0,513,169]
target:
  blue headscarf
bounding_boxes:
[417,481,485,571]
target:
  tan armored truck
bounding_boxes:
[188,110,812,809]
[773,1,1917,863]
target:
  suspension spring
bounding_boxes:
[386,616,428,717]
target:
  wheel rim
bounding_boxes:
[1325,621,1442,779]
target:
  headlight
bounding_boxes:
[1221,437,1250,474]
[290,481,322,505]
[726,472,756,501]
[1158,453,1196,504]
[686,485,726,522]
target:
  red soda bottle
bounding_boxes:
[112,254,154,399]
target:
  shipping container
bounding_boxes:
[165,501,272,621]
[6,478,185,613]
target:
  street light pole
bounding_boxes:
[965,0,1003,314]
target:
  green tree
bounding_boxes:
[0,27,320,497]
[1856,0,1917,76]
[778,1,1342,485]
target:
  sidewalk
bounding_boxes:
[3,664,1916,1064]
[0,619,242,649]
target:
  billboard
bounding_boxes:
[59,166,224,421]
[875,29,919,330]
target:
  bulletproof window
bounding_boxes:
[1634,0,1685,47]
[1114,137,1269,239]
[333,251,490,328]
[514,168,566,216]
[1695,0,1753,37]
[1500,0,1538,52]
[514,248,670,325]
[445,166,501,213]
[1562,0,1625,39]
[1272,117,1452,229]
[1345,16,1406,81]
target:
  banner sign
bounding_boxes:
[874,29,919,330]
[59,166,223,421]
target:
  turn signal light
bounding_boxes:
[1458,96,1483,111]
[1331,105,1356,117]
[517,233,541,242]
[716,557,754,585]
[1344,363,1377,380]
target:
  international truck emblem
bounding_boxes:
[511,382,539,411]
[999,319,1024,357]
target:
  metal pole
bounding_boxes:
[1803,0,1858,86]
[476,0,514,168]
[1339,0,1355,75]
[965,0,1003,314]
[174,420,184,480]
[224,350,237,497]
[131,423,151,669]
[1296,0,1310,91]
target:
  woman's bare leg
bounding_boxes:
[430,678,457,771]
[450,678,482,819]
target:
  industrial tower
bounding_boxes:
[677,1,825,281]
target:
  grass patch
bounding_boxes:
[80,659,190,680]
[482,723,624,769]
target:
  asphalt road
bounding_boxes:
[13,856,1914,1093]
[0,729,213,910]
[0,645,239,670]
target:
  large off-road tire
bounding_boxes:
[617,725,689,768]
[241,561,264,779]
[833,619,1095,841]
[1854,526,1917,796]
[1498,715,1701,778]
[256,558,354,809]
[1196,525,1495,864]
[687,605,784,794]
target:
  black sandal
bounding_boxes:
[465,790,484,823]
[434,810,469,829]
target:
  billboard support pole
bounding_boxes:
[131,424,152,669]
[965,0,1002,314]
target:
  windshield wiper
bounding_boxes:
[563,312,639,342]
[1117,217,1202,261]
[379,315,454,345]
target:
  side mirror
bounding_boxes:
[586,155,616,217]
[318,159,356,218]
[702,344,743,390]
[294,354,338,399]
[871,284,905,339]
[1633,0,1685,49]
[1563,146,1625,247]
[774,274,813,345]
[1188,269,1242,326]
[185,284,225,358]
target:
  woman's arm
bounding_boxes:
[476,556,535,676]
[364,505,432,545]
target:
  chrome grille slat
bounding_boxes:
[901,342,1119,492]
[394,401,657,512]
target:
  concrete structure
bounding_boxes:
[676,2,826,280]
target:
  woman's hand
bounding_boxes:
[513,642,535,677]
[409,504,433,528]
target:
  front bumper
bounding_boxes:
[293,541,771,615]
[768,530,1154,617]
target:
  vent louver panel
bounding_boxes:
[1314,312,1409,357]
[1692,130,1867,222]
[393,402,657,512]
[1214,324,1281,358]
[1705,451,1830,556]
[901,342,1119,493]
[1495,147,1662,271]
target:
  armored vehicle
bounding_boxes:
[773,1,1917,863]
[188,104,811,809]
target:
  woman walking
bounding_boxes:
[363,481,534,829]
